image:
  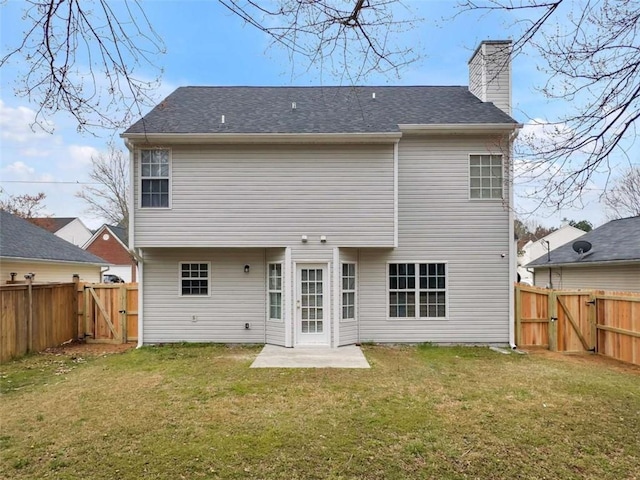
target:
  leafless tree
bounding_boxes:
[1,1,416,134]
[76,146,129,229]
[602,166,640,219]
[459,0,640,210]
[1,0,165,133]
[219,0,418,80]
[0,190,48,218]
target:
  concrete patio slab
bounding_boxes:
[250,344,370,369]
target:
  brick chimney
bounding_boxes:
[468,40,512,115]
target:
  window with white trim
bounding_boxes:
[389,263,447,318]
[268,263,282,320]
[341,263,356,320]
[180,262,209,296]
[470,154,503,199]
[141,149,170,207]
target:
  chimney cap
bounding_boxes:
[468,39,512,64]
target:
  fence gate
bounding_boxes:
[552,291,596,353]
[82,284,137,343]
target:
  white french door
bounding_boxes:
[295,264,330,345]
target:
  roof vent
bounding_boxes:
[292,102,297,110]
[221,115,225,124]
[372,92,376,99]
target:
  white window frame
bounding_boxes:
[178,262,211,297]
[387,262,448,319]
[267,262,283,322]
[140,148,171,208]
[341,262,357,321]
[469,153,503,200]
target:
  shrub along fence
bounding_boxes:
[515,284,640,366]
[1,279,137,362]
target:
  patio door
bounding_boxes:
[296,264,329,345]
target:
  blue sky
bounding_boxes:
[0,0,630,229]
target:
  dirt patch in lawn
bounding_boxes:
[521,346,640,375]
[42,341,136,357]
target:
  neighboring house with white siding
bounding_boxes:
[122,40,521,348]
[528,216,640,292]
[29,217,93,247]
[517,225,586,284]
[1,211,106,283]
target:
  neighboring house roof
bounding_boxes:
[527,216,640,267]
[83,224,129,250]
[124,86,519,135]
[28,217,76,233]
[0,211,106,265]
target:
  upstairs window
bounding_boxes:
[141,149,170,208]
[470,154,503,199]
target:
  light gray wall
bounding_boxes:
[141,248,266,343]
[534,264,640,292]
[133,144,395,248]
[358,135,512,343]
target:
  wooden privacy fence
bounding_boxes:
[1,280,137,362]
[515,284,640,366]
[1,281,77,362]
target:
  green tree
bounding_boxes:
[568,220,593,232]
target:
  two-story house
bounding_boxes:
[122,40,521,348]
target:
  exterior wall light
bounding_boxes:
[244,264,250,273]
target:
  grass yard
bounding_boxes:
[1,344,639,480]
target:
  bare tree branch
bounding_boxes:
[75,146,129,229]
[459,0,640,211]
[1,0,165,133]
[602,166,640,219]
[0,190,48,218]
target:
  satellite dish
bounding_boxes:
[572,240,592,254]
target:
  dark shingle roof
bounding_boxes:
[527,216,640,267]
[107,225,128,247]
[124,86,518,135]
[0,211,106,264]
[28,217,75,233]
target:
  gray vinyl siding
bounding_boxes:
[358,135,511,343]
[339,248,359,346]
[142,248,266,343]
[134,144,394,248]
[265,248,286,346]
[533,264,640,292]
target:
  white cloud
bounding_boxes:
[59,144,100,170]
[2,160,35,176]
[0,99,55,142]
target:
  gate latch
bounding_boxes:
[550,317,558,322]
[118,309,126,314]
[586,300,596,305]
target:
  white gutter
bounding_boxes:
[120,132,403,144]
[1,256,106,267]
[399,123,522,134]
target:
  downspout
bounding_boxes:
[507,129,518,349]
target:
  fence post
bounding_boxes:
[26,275,33,353]
[72,275,80,341]
[514,284,522,347]
[548,290,558,352]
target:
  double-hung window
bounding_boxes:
[268,263,283,320]
[389,263,447,318]
[180,262,209,296]
[141,149,170,207]
[469,154,503,199]
[341,263,356,320]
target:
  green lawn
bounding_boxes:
[1,344,639,479]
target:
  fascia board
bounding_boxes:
[120,132,403,144]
